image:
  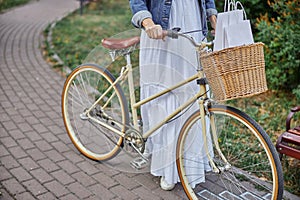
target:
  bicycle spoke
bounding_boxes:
[62,64,129,161]
[177,105,283,199]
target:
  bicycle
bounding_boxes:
[61,30,283,200]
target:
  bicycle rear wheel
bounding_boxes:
[62,64,129,161]
[176,104,283,200]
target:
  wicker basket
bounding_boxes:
[200,42,268,101]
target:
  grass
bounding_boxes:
[0,0,31,12]
[47,1,133,70]
[46,0,300,196]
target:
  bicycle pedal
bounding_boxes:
[130,157,149,170]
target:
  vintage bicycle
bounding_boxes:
[61,30,283,199]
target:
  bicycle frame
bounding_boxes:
[84,33,228,172]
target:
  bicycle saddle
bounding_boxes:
[102,36,140,50]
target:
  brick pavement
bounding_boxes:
[1,1,300,200]
[0,0,187,199]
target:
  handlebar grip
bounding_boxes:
[165,30,179,39]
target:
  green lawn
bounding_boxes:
[46,1,133,70]
[46,0,300,196]
[0,0,31,12]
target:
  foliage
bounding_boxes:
[214,0,274,33]
[0,0,30,12]
[255,0,300,95]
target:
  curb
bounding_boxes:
[43,7,84,76]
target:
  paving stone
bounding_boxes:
[39,117,55,127]
[37,158,60,172]
[26,148,47,162]
[17,138,35,150]
[32,124,48,134]
[134,173,160,191]
[63,151,85,164]
[2,178,26,195]
[8,146,28,159]
[60,193,80,200]
[22,179,47,196]
[89,183,116,200]
[71,171,97,187]
[30,168,54,184]
[0,112,10,123]
[132,186,162,200]
[67,182,93,199]
[44,180,70,197]
[16,122,33,133]
[18,157,39,171]
[58,133,73,145]
[44,149,65,162]
[2,121,18,131]
[33,110,47,118]
[114,173,141,190]
[34,140,53,151]
[57,160,80,174]
[95,163,121,177]
[41,132,59,143]
[76,161,100,175]
[47,124,64,135]
[153,186,185,200]
[10,166,32,182]
[0,127,9,138]
[92,172,118,188]
[1,155,20,169]
[110,185,139,200]
[1,136,18,148]
[51,169,75,185]
[25,115,40,125]
[24,131,42,141]
[36,192,56,200]
[0,188,15,200]
[15,192,35,200]
[18,108,33,118]
[26,103,39,111]
[0,165,13,181]
[12,102,26,110]
[51,141,70,153]
[8,130,25,140]
[11,115,26,124]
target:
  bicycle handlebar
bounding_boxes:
[164,30,213,49]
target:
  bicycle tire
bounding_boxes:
[176,104,283,200]
[62,64,129,161]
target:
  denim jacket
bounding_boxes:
[129,0,217,36]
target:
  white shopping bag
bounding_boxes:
[225,20,254,47]
[213,0,254,51]
[214,12,228,51]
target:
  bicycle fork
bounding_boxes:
[199,98,231,173]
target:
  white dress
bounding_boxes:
[139,0,212,185]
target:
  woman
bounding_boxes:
[129,0,217,191]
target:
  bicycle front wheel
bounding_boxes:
[62,64,129,161]
[177,104,283,200]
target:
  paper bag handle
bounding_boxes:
[224,0,235,11]
[235,1,247,19]
[224,0,248,20]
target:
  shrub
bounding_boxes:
[255,0,300,95]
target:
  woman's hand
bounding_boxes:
[142,18,165,39]
[209,15,217,36]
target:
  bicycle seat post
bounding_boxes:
[125,53,131,66]
[125,52,139,130]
